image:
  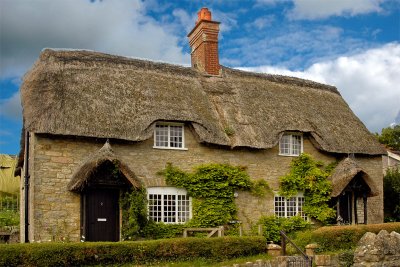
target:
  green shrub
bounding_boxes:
[141,221,186,240]
[292,222,400,252]
[0,236,266,267]
[0,210,19,227]
[384,168,400,222]
[255,215,311,243]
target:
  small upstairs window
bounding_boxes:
[154,123,186,150]
[279,133,303,156]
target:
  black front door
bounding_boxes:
[85,188,119,241]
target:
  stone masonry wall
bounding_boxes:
[353,230,400,267]
[25,126,383,242]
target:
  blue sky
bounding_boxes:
[1,0,399,155]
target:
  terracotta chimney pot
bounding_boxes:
[197,7,212,23]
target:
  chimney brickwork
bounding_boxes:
[188,8,221,75]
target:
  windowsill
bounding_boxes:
[278,153,301,157]
[151,221,189,224]
[153,146,188,151]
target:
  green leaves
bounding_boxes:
[256,215,311,243]
[160,163,254,227]
[384,168,400,222]
[376,125,400,151]
[278,153,335,224]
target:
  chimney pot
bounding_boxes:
[197,7,212,24]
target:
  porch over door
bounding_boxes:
[85,188,119,242]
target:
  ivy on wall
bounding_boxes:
[159,163,254,227]
[120,163,271,239]
[278,153,336,223]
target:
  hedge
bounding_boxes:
[0,236,266,267]
[292,222,400,252]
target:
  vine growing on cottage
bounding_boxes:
[278,153,337,223]
[159,163,255,227]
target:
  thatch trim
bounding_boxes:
[67,141,141,192]
[21,49,385,155]
[329,158,379,197]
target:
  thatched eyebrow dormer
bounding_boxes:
[21,49,384,155]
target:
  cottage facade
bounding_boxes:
[19,8,384,242]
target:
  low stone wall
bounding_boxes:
[353,230,400,267]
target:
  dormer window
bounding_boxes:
[154,123,186,150]
[279,133,303,156]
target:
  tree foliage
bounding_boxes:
[384,168,400,222]
[376,125,400,151]
[279,153,336,223]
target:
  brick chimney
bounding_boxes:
[187,7,221,75]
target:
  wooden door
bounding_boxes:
[85,188,119,241]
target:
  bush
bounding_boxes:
[255,215,311,243]
[0,236,266,267]
[0,210,19,227]
[384,168,400,222]
[292,222,400,252]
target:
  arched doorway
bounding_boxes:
[68,141,142,241]
[329,158,378,225]
[337,173,371,224]
[81,160,130,242]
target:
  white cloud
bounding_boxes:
[0,92,22,120]
[0,0,189,79]
[245,15,275,30]
[288,0,385,20]
[239,43,400,133]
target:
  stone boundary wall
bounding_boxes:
[353,230,400,267]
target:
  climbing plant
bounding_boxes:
[120,163,271,239]
[159,163,254,227]
[120,187,149,240]
[278,153,336,223]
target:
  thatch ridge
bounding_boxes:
[21,49,384,155]
[222,67,339,94]
[329,157,379,197]
[67,141,142,192]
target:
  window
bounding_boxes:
[154,123,185,149]
[147,187,191,223]
[274,193,306,219]
[279,133,303,156]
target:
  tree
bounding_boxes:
[376,125,400,151]
[384,168,400,222]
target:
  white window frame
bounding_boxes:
[274,192,307,220]
[153,123,187,150]
[279,132,303,156]
[147,187,192,224]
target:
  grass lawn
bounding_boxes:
[106,254,272,267]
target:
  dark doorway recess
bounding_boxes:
[81,161,131,242]
[336,173,371,225]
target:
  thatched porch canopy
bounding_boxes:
[21,49,384,155]
[67,141,141,192]
[329,158,379,197]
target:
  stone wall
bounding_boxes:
[353,230,400,267]
[21,126,383,242]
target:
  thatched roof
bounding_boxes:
[329,157,379,197]
[21,49,384,155]
[67,141,141,192]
